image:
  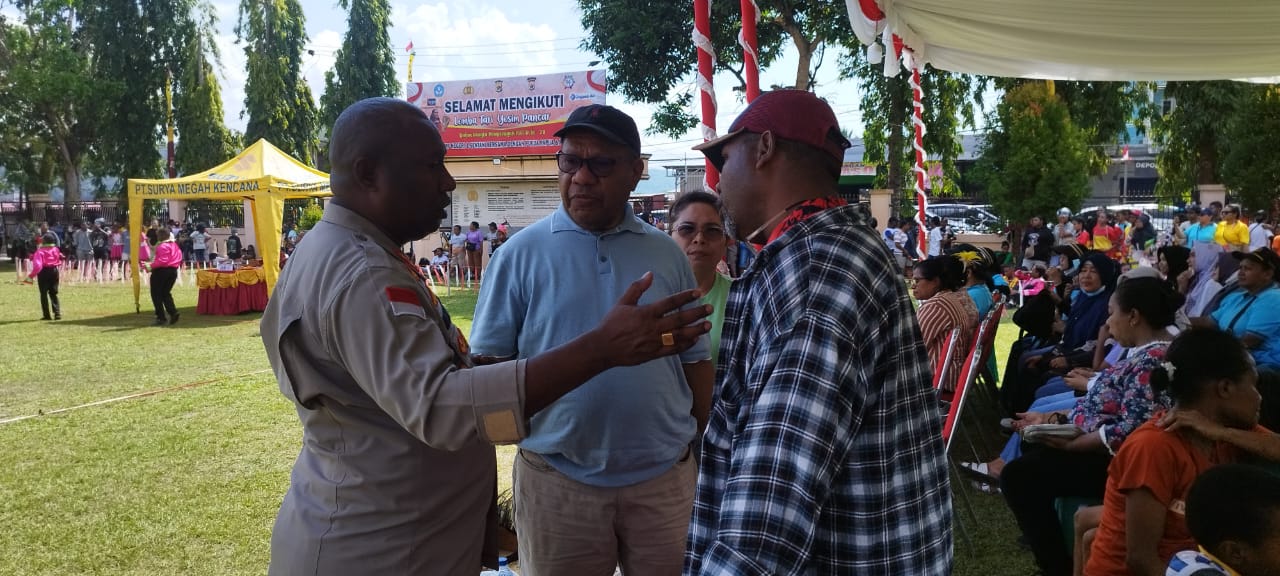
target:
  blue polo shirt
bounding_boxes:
[1211,284,1280,369]
[1186,222,1218,248]
[470,205,709,487]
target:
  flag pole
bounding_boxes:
[405,40,415,83]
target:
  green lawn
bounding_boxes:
[0,263,1034,575]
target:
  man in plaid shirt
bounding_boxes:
[684,90,953,574]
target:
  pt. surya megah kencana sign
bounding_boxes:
[406,70,607,157]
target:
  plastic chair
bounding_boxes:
[932,327,964,391]
[943,328,986,556]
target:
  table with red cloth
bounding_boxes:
[196,267,268,315]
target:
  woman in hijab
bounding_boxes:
[1004,253,1119,414]
[1159,245,1193,329]
[1197,252,1244,318]
[1158,245,1191,293]
[1182,243,1225,317]
[1129,213,1157,266]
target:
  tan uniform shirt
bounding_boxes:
[261,203,526,575]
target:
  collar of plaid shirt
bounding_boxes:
[749,196,848,246]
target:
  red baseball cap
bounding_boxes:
[694,89,851,171]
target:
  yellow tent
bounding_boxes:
[126,139,331,311]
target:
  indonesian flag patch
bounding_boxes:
[385,286,426,319]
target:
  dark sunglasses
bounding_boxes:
[673,222,725,241]
[556,153,618,177]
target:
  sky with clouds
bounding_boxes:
[210,0,869,176]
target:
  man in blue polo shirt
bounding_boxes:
[470,104,714,575]
[1197,247,1280,428]
[1204,248,1280,370]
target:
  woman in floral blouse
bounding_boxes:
[998,276,1185,576]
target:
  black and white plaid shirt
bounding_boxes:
[685,204,953,575]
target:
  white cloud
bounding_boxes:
[389,2,564,84]
[212,1,236,23]
[214,33,248,132]
[214,26,339,132]
[301,29,342,99]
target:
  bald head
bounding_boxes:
[329,98,435,197]
[326,97,456,245]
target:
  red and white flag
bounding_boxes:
[385,286,425,319]
[1121,145,1130,162]
[404,40,414,53]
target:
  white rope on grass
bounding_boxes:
[0,368,273,426]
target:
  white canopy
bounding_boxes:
[846,0,1280,81]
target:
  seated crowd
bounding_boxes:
[921,230,1280,576]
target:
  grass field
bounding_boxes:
[0,262,1035,575]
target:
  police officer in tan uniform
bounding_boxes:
[260,97,711,576]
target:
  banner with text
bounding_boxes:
[448,182,562,228]
[406,70,607,157]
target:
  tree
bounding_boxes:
[319,0,398,135]
[997,80,1149,175]
[1149,81,1248,204]
[0,36,59,208]
[174,1,237,174]
[78,0,178,188]
[973,83,1092,226]
[577,0,850,137]
[237,0,318,165]
[840,53,986,198]
[1220,85,1280,211]
[0,5,97,202]
[1,0,214,202]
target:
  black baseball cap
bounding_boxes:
[1232,247,1280,271]
[554,105,641,155]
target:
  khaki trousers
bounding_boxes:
[514,449,696,576]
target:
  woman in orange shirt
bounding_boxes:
[1084,328,1280,576]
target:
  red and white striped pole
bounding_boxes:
[907,50,929,251]
[739,0,760,102]
[693,0,718,192]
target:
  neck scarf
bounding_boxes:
[750,196,848,246]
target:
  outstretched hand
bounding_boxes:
[592,272,712,368]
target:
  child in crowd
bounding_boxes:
[1002,263,1021,307]
[1021,265,1048,297]
[26,233,63,320]
[427,248,450,283]
[1167,464,1280,576]
[1075,217,1093,247]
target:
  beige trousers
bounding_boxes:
[513,449,696,576]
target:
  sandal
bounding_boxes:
[958,461,1000,483]
[971,479,1002,495]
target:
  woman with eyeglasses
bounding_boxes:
[912,254,979,392]
[669,191,732,366]
[1215,205,1250,253]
